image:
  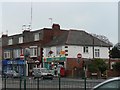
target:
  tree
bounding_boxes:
[91,34,113,45]
[109,44,120,58]
[112,62,120,72]
[88,59,108,74]
[88,63,98,73]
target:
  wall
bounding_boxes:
[43,45,109,59]
[65,45,109,59]
[0,38,2,60]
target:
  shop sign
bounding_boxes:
[7,60,25,64]
[46,57,66,62]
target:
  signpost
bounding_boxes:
[77,53,86,90]
[77,53,82,63]
[20,54,24,60]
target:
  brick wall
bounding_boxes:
[65,58,84,77]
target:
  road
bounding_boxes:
[2,77,105,90]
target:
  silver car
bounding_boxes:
[32,68,54,80]
[4,70,20,78]
[92,77,120,90]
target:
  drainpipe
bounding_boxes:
[93,37,94,59]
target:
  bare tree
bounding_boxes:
[91,33,113,45]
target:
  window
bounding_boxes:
[8,38,13,45]
[56,46,62,56]
[95,80,120,90]
[4,51,11,59]
[83,46,89,53]
[65,50,68,52]
[46,48,51,57]
[95,49,100,57]
[13,49,21,58]
[30,46,37,57]
[34,33,39,41]
[38,47,41,56]
[65,46,68,48]
[19,37,23,43]
[65,54,68,56]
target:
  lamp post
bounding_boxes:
[24,48,30,90]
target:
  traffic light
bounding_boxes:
[41,48,43,58]
[41,48,43,67]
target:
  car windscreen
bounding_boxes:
[40,69,48,73]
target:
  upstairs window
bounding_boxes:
[83,46,89,53]
[19,37,23,43]
[34,33,39,41]
[95,49,100,57]
[56,46,62,56]
[46,48,51,57]
[8,38,13,45]
[13,49,21,58]
[4,51,11,59]
[30,46,37,57]
[65,46,68,48]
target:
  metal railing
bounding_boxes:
[2,75,104,90]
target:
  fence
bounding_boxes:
[2,76,104,90]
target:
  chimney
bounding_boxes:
[1,34,8,46]
[52,24,61,38]
[52,24,60,30]
[1,34,8,38]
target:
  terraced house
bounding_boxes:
[1,24,112,77]
[0,38,2,60]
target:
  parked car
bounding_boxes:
[91,77,120,90]
[32,68,54,80]
[3,70,20,78]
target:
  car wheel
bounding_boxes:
[50,78,53,80]
[34,77,36,79]
[41,76,44,80]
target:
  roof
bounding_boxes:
[44,31,69,47]
[44,30,112,47]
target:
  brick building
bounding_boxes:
[0,38,2,60]
[1,24,113,77]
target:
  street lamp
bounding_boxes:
[24,48,30,90]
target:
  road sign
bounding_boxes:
[77,53,82,58]
[20,54,24,59]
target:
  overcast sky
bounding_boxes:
[1,0,119,45]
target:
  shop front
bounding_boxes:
[2,59,25,76]
[43,56,66,76]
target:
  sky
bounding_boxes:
[1,0,119,45]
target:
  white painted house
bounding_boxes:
[42,29,112,76]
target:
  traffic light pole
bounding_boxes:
[24,56,26,90]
